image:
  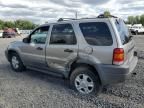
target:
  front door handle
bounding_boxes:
[64,49,73,53]
[36,47,43,50]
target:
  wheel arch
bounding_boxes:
[7,49,19,61]
[68,59,102,84]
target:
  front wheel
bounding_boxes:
[10,53,25,72]
[70,66,101,95]
[135,31,138,35]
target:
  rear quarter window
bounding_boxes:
[79,22,113,46]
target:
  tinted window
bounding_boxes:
[30,26,49,44]
[50,24,76,45]
[79,22,113,46]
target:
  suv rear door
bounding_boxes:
[79,21,114,64]
[46,23,78,72]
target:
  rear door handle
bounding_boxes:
[64,49,73,53]
[36,47,43,50]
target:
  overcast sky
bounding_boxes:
[0,0,144,24]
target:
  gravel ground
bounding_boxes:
[0,35,144,108]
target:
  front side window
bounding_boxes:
[30,26,49,44]
[50,24,76,45]
[79,22,113,46]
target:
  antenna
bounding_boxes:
[75,11,78,19]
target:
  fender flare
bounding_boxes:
[7,49,21,61]
[69,58,104,84]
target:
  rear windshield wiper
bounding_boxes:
[127,35,133,42]
[123,35,133,44]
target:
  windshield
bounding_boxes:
[115,19,130,45]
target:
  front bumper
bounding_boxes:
[98,56,138,85]
[5,49,9,61]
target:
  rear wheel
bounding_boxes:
[70,66,101,95]
[10,53,25,72]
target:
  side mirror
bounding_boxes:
[23,38,29,43]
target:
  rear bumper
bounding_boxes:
[98,56,138,85]
[3,32,16,38]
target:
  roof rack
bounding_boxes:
[97,14,118,18]
[58,14,118,22]
[58,17,99,22]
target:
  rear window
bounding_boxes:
[79,22,113,46]
[115,19,130,45]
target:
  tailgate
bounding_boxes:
[123,40,135,63]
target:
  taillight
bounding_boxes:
[113,48,124,65]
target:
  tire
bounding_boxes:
[135,31,138,35]
[70,66,101,95]
[10,53,25,72]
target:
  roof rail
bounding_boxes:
[57,18,76,22]
[80,17,98,20]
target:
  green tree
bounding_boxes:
[0,20,4,29]
[4,21,15,28]
[104,11,111,17]
[0,19,37,30]
[135,16,140,24]
[127,14,144,26]
[127,16,135,24]
[140,14,144,26]
[15,20,36,30]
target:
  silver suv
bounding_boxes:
[5,17,138,95]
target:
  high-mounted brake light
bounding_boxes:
[113,48,124,65]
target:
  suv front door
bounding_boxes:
[46,23,78,72]
[21,26,49,69]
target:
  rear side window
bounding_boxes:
[50,24,76,45]
[115,19,130,45]
[79,22,113,46]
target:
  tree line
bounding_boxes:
[103,11,144,26]
[126,14,144,26]
[0,19,37,30]
[0,12,144,30]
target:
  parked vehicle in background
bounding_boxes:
[130,24,144,35]
[5,16,138,95]
[0,30,3,38]
[13,28,21,36]
[19,30,32,35]
[2,28,16,38]
[126,24,132,29]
